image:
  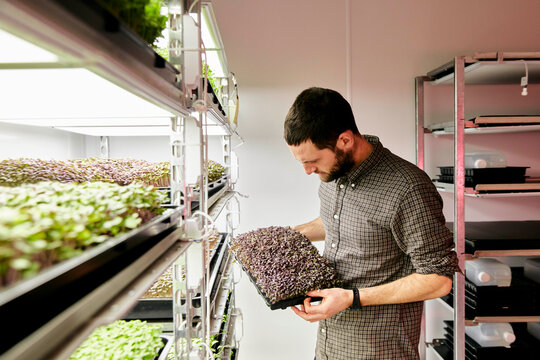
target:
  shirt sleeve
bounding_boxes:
[390,182,461,279]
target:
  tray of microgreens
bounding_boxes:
[229,226,341,310]
[69,320,172,360]
[0,158,171,188]
[0,181,182,303]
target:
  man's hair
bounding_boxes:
[284,87,360,150]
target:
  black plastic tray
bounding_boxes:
[437,166,528,186]
[444,269,540,318]
[465,268,540,317]
[159,176,228,212]
[229,250,322,310]
[445,221,540,252]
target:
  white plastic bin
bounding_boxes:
[465,151,506,168]
[465,258,511,287]
[524,258,540,284]
[465,323,516,347]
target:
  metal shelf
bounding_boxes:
[428,123,540,135]
[435,299,540,325]
[426,53,540,85]
[3,228,190,360]
[466,316,540,325]
[209,275,234,335]
[465,250,540,259]
[208,190,235,221]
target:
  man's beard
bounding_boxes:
[320,147,355,182]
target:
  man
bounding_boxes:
[284,87,460,360]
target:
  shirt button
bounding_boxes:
[331,243,336,248]
[339,184,344,189]
[333,214,338,219]
[351,183,356,188]
[321,328,326,333]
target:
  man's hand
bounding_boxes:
[291,288,353,322]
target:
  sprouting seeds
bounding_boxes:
[230,226,340,304]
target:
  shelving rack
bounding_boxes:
[416,52,540,360]
[0,0,241,359]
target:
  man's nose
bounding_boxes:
[303,163,316,175]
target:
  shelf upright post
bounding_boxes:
[170,116,186,209]
[415,76,427,170]
[99,136,110,158]
[415,75,427,360]
[453,56,466,360]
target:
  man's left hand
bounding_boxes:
[291,288,353,322]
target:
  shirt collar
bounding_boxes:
[337,135,384,185]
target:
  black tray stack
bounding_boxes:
[432,321,540,360]
[436,166,529,187]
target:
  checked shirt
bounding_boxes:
[316,135,460,360]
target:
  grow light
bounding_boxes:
[201,3,228,78]
[0,28,58,63]
[0,68,174,128]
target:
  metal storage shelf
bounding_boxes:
[416,52,540,360]
[0,1,242,359]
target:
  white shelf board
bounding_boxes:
[432,181,540,197]
[466,316,540,324]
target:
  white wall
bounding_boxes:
[212,1,540,359]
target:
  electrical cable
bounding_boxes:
[521,60,529,96]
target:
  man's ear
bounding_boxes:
[337,130,355,150]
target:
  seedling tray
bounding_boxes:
[0,206,183,354]
[229,250,322,310]
[445,221,540,252]
[437,166,528,186]
[464,268,540,317]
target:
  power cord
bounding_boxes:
[521,60,529,96]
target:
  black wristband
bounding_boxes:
[350,288,362,309]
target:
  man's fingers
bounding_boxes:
[304,296,313,312]
[306,289,323,297]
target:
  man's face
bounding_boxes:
[289,140,355,182]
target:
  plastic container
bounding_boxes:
[465,151,507,168]
[465,258,512,287]
[465,323,516,347]
[524,258,540,284]
[527,322,540,341]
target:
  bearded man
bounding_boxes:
[283,87,460,360]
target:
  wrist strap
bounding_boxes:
[351,288,362,309]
